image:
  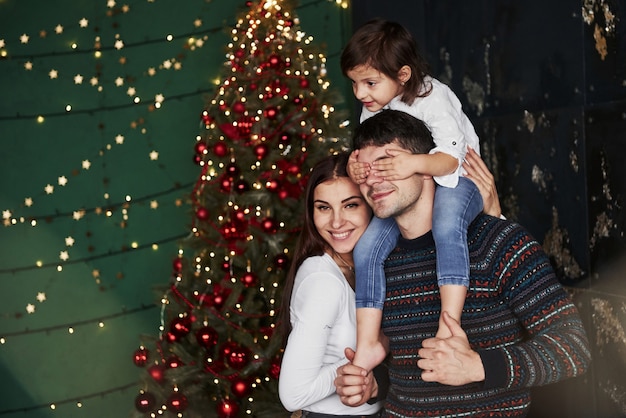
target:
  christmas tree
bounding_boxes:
[131,0,350,417]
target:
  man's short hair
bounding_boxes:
[353,109,435,154]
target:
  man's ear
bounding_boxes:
[397,65,412,84]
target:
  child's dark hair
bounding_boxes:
[340,18,432,105]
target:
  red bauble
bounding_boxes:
[148,364,166,383]
[268,54,283,68]
[196,326,219,348]
[220,178,233,193]
[165,331,178,343]
[261,217,278,234]
[232,101,246,114]
[194,142,208,155]
[287,163,300,175]
[133,347,149,367]
[201,111,213,125]
[135,392,156,413]
[172,257,183,272]
[167,392,188,413]
[266,179,279,192]
[223,343,249,370]
[213,142,228,157]
[166,354,184,369]
[263,106,278,120]
[231,377,251,398]
[254,143,269,160]
[234,179,250,193]
[225,163,240,178]
[299,78,310,88]
[241,272,258,287]
[217,398,239,418]
[196,207,209,221]
[170,316,192,338]
[274,253,289,269]
[279,132,291,143]
[269,357,281,380]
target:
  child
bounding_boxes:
[340,18,484,372]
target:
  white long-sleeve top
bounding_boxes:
[360,76,480,188]
[278,253,381,415]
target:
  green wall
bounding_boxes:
[0,1,351,416]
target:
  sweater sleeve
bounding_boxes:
[278,271,348,411]
[478,228,591,390]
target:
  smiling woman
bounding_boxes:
[278,153,382,418]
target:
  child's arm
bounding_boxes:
[372,149,457,180]
[347,149,371,184]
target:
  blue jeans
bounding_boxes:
[354,177,483,310]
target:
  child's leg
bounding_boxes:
[432,177,483,338]
[353,216,399,371]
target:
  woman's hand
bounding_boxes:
[463,147,502,218]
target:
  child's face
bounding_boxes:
[346,64,404,113]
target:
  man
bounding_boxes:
[335,110,591,417]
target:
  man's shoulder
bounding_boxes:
[468,214,536,246]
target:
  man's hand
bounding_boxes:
[463,147,501,218]
[417,312,485,386]
[347,150,370,184]
[334,348,376,406]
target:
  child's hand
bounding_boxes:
[347,150,370,184]
[371,148,415,180]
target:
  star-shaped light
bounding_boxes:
[162,59,172,69]
[149,150,159,160]
[65,236,75,246]
[150,200,159,209]
[92,269,101,278]
[58,176,68,186]
[24,197,33,207]
[36,292,47,302]
[114,77,124,87]
[59,250,69,261]
[55,24,63,34]
[82,160,91,170]
[49,69,58,79]
[24,61,33,70]
[0,39,5,48]
[26,304,36,314]
[74,74,84,84]
[126,86,136,96]
[122,4,130,12]
[44,184,54,194]
[155,94,164,104]
[79,18,89,28]
[2,210,11,220]
[20,33,29,44]
[147,67,156,76]
[115,134,124,144]
[39,30,47,38]
[72,210,85,220]
[107,0,115,7]
[90,77,99,86]
[174,62,182,70]
[194,19,202,27]
[114,39,124,50]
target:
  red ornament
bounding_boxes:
[261,217,278,234]
[225,163,240,178]
[196,207,209,221]
[279,132,291,143]
[232,101,246,114]
[254,143,269,160]
[135,392,156,413]
[167,392,188,413]
[268,357,281,379]
[231,378,251,398]
[287,163,300,175]
[299,78,310,88]
[196,326,219,348]
[201,111,213,125]
[194,142,208,155]
[170,316,192,338]
[217,398,239,418]
[241,272,258,287]
[234,179,250,193]
[133,347,149,367]
[268,54,283,68]
[213,142,228,157]
[274,253,289,269]
[172,258,183,272]
[148,364,166,383]
[220,177,233,193]
[266,179,279,192]
[166,354,184,369]
[221,343,249,370]
[263,106,278,120]
[165,331,178,343]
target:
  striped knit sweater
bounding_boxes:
[381,214,591,418]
